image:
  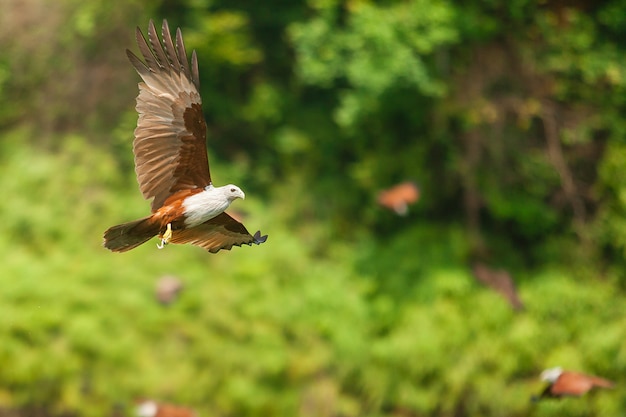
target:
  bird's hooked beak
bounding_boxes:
[232,189,245,201]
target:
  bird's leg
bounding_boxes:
[157,223,173,249]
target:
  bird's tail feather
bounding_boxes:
[590,376,614,389]
[103,216,159,252]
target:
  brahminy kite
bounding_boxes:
[136,399,196,417]
[533,367,614,400]
[103,20,267,253]
[377,181,420,216]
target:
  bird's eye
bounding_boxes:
[231,188,236,192]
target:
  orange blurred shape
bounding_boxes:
[136,399,196,417]
[535,367,614,399]
[377,181,420,216]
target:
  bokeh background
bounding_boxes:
[1,0,626,416]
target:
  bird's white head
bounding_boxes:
[222,184,245,202]
[540,367,563,383]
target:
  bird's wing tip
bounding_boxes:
[253,231,268,244]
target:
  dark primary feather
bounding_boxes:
[161,23,181,73]
[175,29,189,75]
[148,21,170,72]
[127,19,211,212]
[253,231,268,244]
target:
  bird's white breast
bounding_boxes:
[182,187,230,227]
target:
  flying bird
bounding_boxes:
[103,20,267,253]
[471,262,524,311]
[533,367,614,400]
[136,399,196,417]
[377,181,420,216]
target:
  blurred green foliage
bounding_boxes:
[0,0,626,416]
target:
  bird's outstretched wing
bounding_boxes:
[127,19,212,212]
[170,212,268,253]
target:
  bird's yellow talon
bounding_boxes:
[157,223,172,249]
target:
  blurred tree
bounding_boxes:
[0,0,156,142]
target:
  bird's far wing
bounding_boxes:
[128,19,212,212]
[169,212,268,253]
